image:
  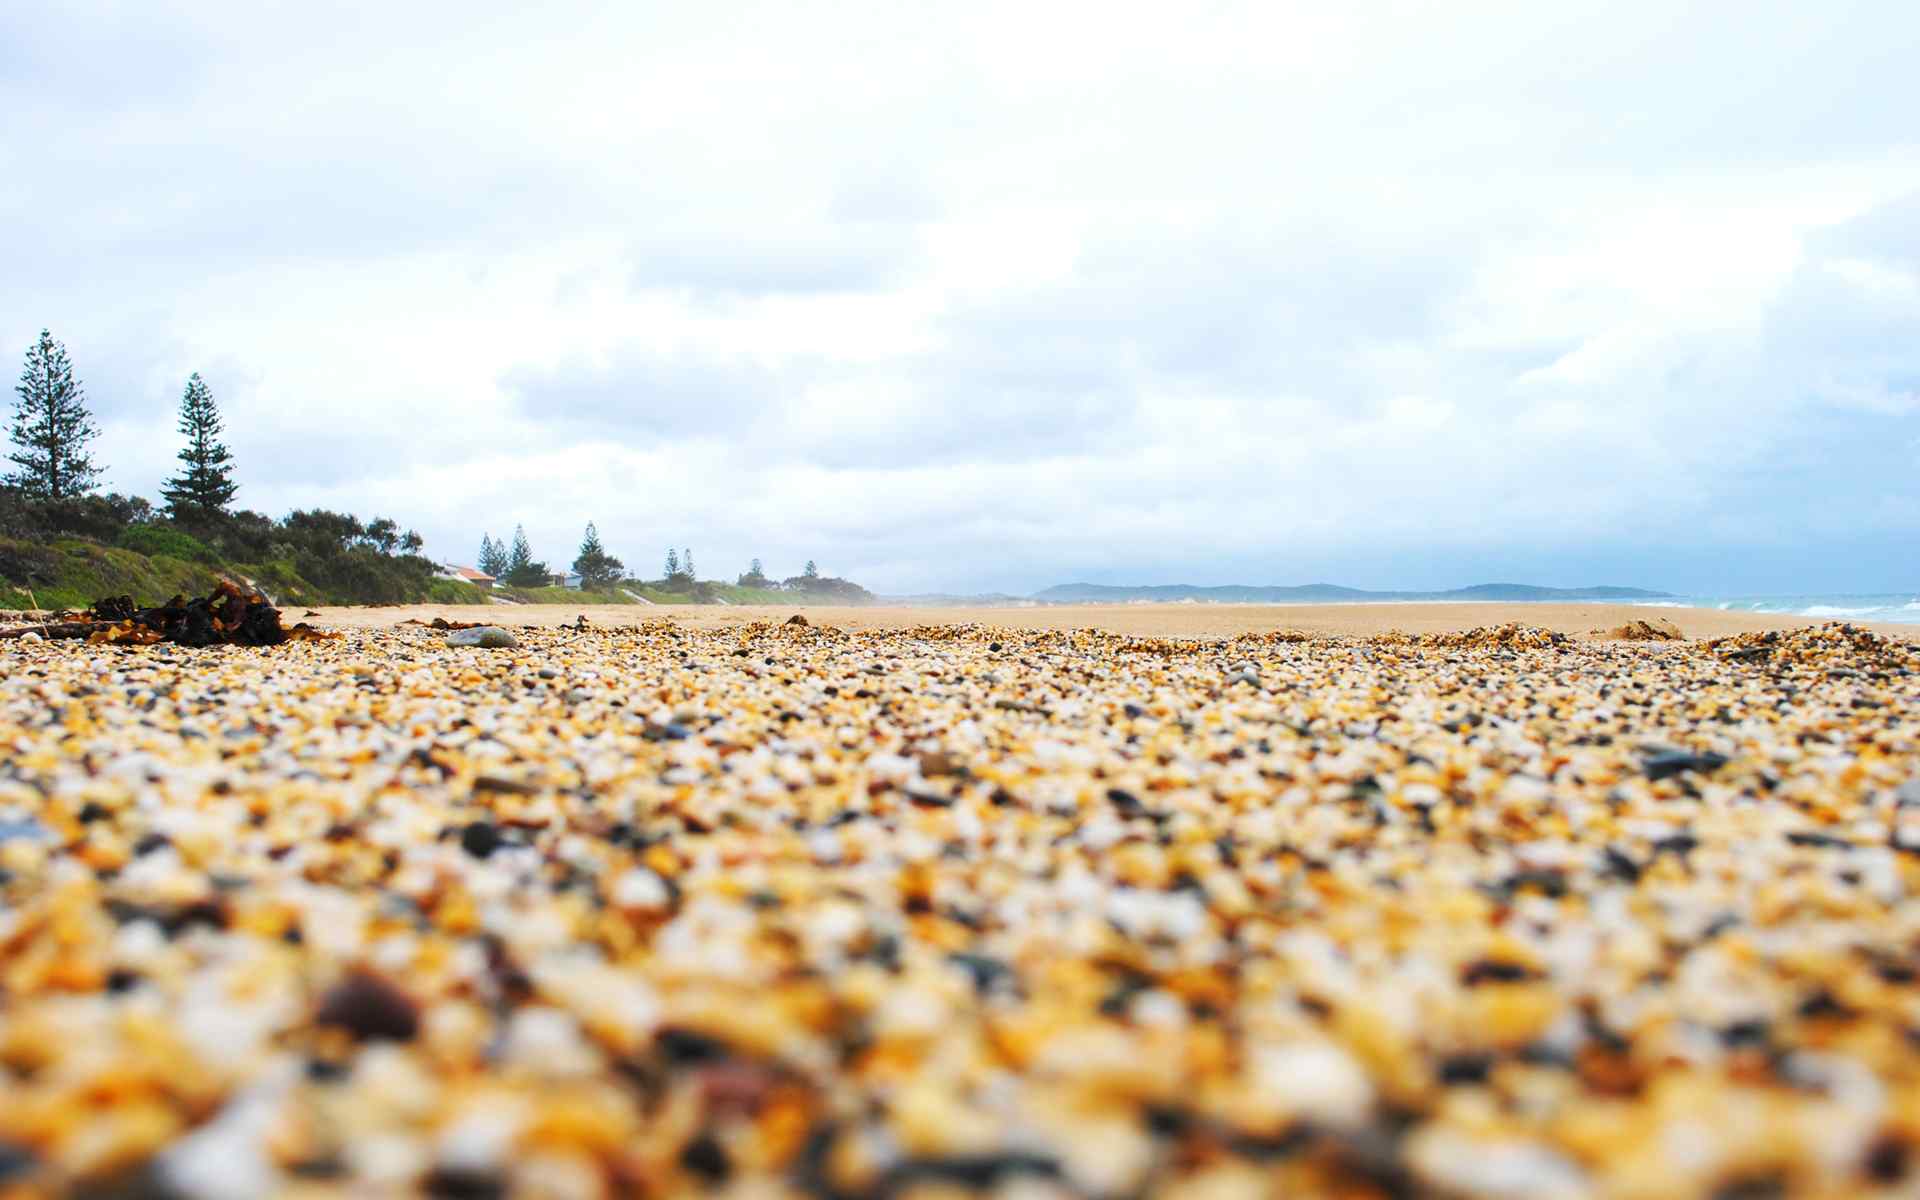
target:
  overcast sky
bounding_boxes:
[3,1,1916,594]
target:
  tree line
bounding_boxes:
[472,521,832,596]
[5,328,874,605]
[6,330,243,521]
[2,329,439,604]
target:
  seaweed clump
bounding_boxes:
[3,579,334,647]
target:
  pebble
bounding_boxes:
[459,820,504,858]
[314,971,421,1042]
[445,626,517,648]
[0,618,1915,1196]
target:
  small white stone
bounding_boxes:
[1407,1129,1591,1200]
[872,985,949,1040]
[347,1133,430,1189]
[503,1006,601,1075]
[1250,1041,1375,1128]
[160,1060,297,1200]
[438,1100,528,1172]
[1130,989,1188,1029]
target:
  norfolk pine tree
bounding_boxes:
[6,329,102,500]
[573,522,624,589]
[160,373,238,522]
[502,525,550,587]
[575,523,604,566]
[508,526,533,576]
[482,534,510,577]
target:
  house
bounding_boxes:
[437,564,498,588]
[560,572,583,590]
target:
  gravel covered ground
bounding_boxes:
[2,619,1919,1198]
[289,601,1918,642]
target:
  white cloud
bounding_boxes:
[3,0,1918,593]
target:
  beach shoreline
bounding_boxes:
[289,600,1920,640]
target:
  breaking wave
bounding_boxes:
[1650,595,1920,625]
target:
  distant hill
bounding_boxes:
[1031,581,1674,604]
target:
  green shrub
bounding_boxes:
[0,538,60,590]
[1,501,501,609]
[292,545,437,604]
[426,579,490,604]
[779,576,874,603]
[500,586,648,605]
[237,559,325,606]
[0,489,153,542]
[712,585,790,604]
[0,536,219,609]
[116,524,219,564]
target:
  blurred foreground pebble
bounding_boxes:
[0,619,1917,1198]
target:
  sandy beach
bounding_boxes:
[4,611,1919,1194]
[299,599,1918,640]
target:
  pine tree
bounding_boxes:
[804,559,819,579]
[683,547,696,582]
[478,534,505,577]
[665,548,680,578]
[159,373,237,522]
[573,522,624,589]
[751,557,764,578]
[6,329,102,500]
[502,524,549,587]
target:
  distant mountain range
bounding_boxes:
[1030,582,1674,603]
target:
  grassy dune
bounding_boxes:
[0,537,232,610]
[1,535,845,612]
[494,583,794,606]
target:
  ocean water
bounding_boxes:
[1630,594,1920,625]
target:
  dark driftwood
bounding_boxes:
[0,622,93,641]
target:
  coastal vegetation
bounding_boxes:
[1,330,873,609]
